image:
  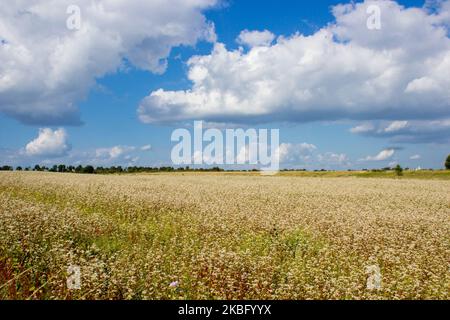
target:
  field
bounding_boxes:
[0,171,449,300]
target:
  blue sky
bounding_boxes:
[0,0,449,169]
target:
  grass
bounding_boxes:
[0,171,449,300]
[278,169,450,180]
[121,169,450,180]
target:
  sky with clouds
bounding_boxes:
[0,0,449,169]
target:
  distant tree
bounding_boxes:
[16,166,23,171]
[49,165,58,172]
[0,165,13,171]
[83,165,94,174]
[58,164,66,173]
[394,164,403,176]
[75,165,83,173]
[445,154,450,170]
[34,165,41,171]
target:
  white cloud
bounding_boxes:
[237,30,275,47]
[0,0,217,125]
[410,154,421,160]
[124,155,139,164]
[277,145,351,169]
[95,146,136,160]
[193,150,204,164]
[141,144,152,151]
[235,145,251,164]
[384,121,409,132]
[317,152,350,165]
[138,0,450,125]
[25,128,71,157]
[362,148,395,161]
[405,77,441,93]
[277,143,317,163]
[350,123,375,133]
[350,119,450,143]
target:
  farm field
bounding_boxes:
[0,171,449,300]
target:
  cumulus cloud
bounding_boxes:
[95,146,136,160]
[237,30,275,47]
[25,128,71,157]
[277,143,317,163]
[141,144,152,151]
[138,0,450,125]
[384,121,409,132]
[275,144,351,169]
[405,77,441,93]
[410,154,421,160]
[317,152,350,166]
[350,119,450,143]
[0,0,217,125]
[361,148,395,161]
[350,123,375,134]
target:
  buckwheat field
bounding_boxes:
[0,171,449,300]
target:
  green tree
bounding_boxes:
[445,154,450,170]
[394,164,403,176]
[83,165,95,174]
[75,165,83,173]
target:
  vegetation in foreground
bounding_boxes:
[1,163,450,180]
[0,171,449,300]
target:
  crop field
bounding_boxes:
[0,171,449,300]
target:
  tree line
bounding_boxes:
[0,164,225,174]
[0,154,449,173]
